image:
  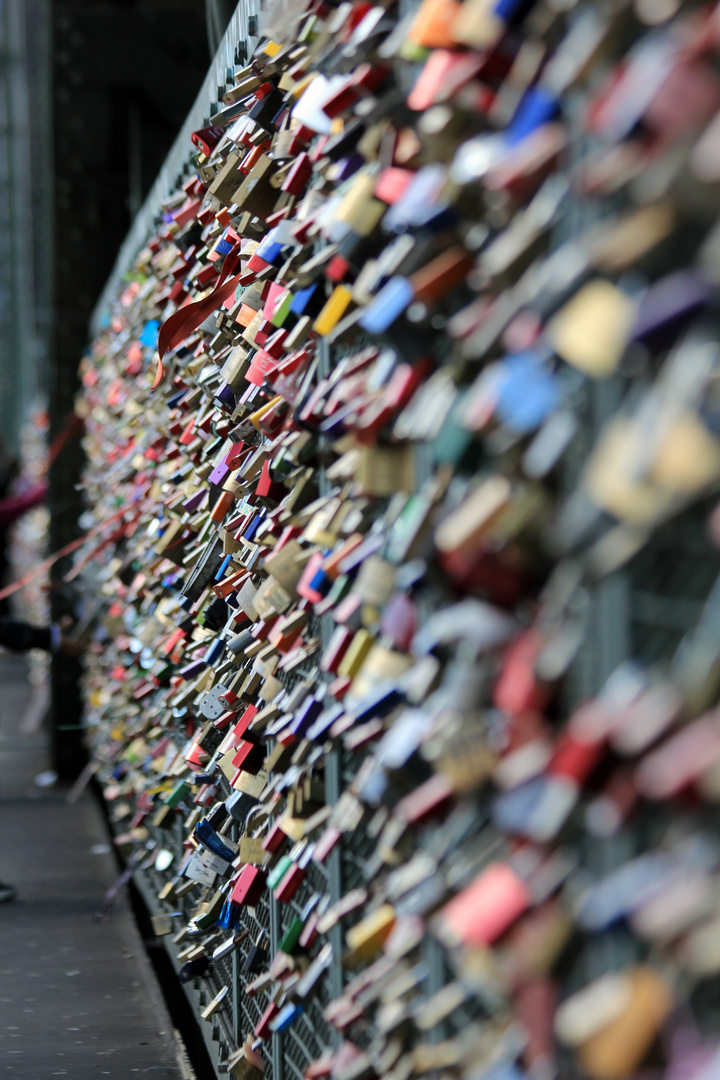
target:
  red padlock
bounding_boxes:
[255,1002,278,1040]
[274,863,305,903]
[230,864,267,907]
[262,821,289,855]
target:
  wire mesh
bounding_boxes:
[338,747,377,898]
[627,496,720,665]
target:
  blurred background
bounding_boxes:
[0,0,234,772]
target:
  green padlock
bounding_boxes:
[267,854,294,890]
[279,916,304,955]
[164,780,189,808]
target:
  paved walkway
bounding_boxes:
[0,653,188,1079]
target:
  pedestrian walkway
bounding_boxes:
[0,653,189,1079]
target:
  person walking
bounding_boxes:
[0,616,83,657]
[0,616,84,902]
[0,443,84,900]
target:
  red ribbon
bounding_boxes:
[49,412,84,467]
[0,506,140,602]
[152,243,245,388]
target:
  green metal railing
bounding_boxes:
[0,0,51,453]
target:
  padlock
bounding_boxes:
[230,864,267,906]
[199,685,237,721]
[242,929,269,973]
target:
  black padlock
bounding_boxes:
[242,929,268,973]
[179,955,211,982]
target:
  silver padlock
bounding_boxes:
[198,685,232,720]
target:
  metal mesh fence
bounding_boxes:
[89,1,720,1077]
[628,496,720,665]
